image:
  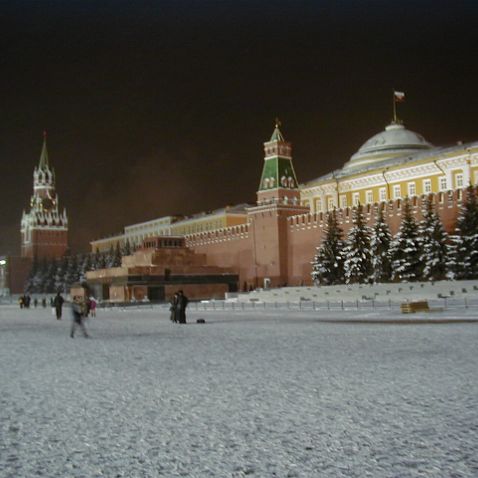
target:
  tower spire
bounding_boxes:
[270,117,285,142]
[39,130,49,169]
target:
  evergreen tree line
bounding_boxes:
[311,186,478,285]
[25,240,134,294]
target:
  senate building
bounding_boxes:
[87,110,478,300]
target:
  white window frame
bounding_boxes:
[315,197,323,213]
[393,184,401,199]
[379,187,387,202]
[327,197,335,211]
[474,171,478,185]
[339,195,347,209]
[423,179,432,194]
[407,182,416,197]
[439,176,447,191]
[352,192,360,207]
[366,190,373,204]
[455,173,464,189]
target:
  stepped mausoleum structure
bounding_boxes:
[85,236,238,302]
[90,116,478,296]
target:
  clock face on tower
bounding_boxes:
[42,196,54,210]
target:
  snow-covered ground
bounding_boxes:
[1,305,477,478]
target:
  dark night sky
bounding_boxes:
[1,0,477,254]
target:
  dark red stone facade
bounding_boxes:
[186,191,461,287]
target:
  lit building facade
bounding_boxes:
[20,133,68,260]
[89,118,478,292]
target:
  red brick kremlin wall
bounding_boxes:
[186,191,461,288]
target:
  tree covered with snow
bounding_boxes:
[370,204,393,283]
[389,199,422,282]
[342,204,373,284]
[419,196,451,281]
[451,185,478,279]
[311,209,345,285]
[122,239,132,256]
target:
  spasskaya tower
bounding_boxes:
[20,132,68,260]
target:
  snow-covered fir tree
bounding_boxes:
[122,239,132,256]
[389,198,422,282]
[342,204,372,284]
[24,258,39,293]
[419,196,451,281]
[42,259,57,293]
[311,209,345,285]
[451,185,478,279]
[63,255,79,290]
[54,256,68,292]
[370,204,392,283]
[111,242,122,267]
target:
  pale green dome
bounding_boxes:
[343,122,433,170]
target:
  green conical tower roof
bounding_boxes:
[258,121,299,192]
[270,124,285,142]
[38,131,49,169]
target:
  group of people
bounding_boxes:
[169,290,189,324]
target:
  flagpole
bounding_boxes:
[392,90,397,123]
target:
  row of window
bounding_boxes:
[313,174,466,212]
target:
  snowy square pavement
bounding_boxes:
[1,305,477,477]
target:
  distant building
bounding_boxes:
[90,206,249,253]
[20,133,68,260]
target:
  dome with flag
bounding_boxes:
[342,122,433,170]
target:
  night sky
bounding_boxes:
[1,0,477,254]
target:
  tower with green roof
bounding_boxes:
[248,121,309,288]
[257,120,301,206]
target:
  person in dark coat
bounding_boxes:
[53,292,64,320]
[70,296,89,338]
[177,290,189,324]
[169,292,179,323]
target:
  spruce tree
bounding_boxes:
[452,185,478,279]
[122,239,132,256]
[342,204,372,284]
[112,242,122,267]
[42,259,57,293]
[311,209,345,285]
[93,248,102,270]
[389,198,422,282]
[419,196,451,281]
[106,245,115,268]
[55,256,69,292]
[370,205,393,283]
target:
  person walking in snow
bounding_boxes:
[177,290,189,324]
[53,292,64,320]
[70,296,89,338]
[169,292,179,323]
[89,296,97,317]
